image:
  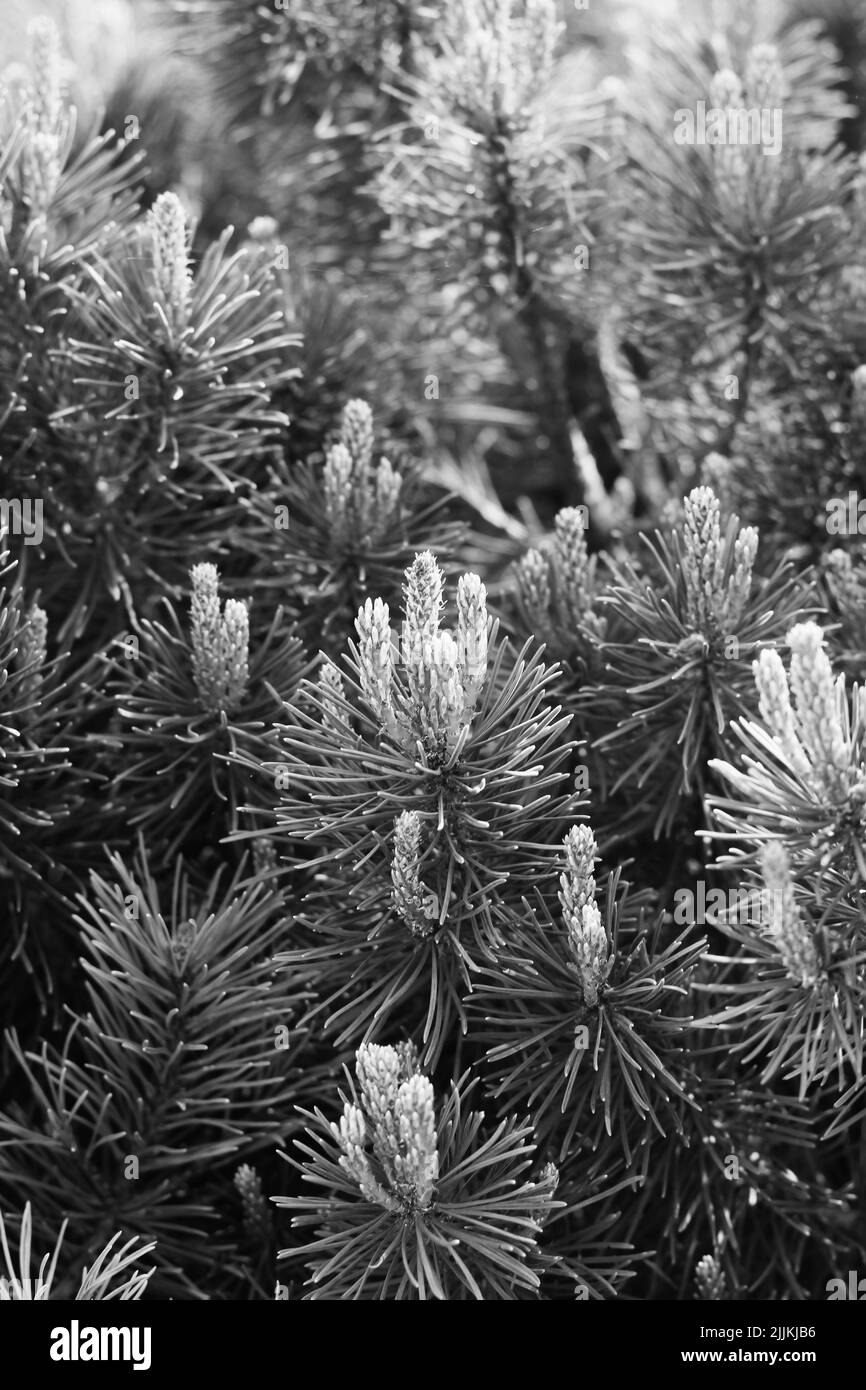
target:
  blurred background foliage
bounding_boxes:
[0,0,861,539]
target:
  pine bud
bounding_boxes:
[355,1042,403,1132]
[27,18,63,134]
[392,1074,438,1210]
[233,1164,269,1237]
[148,192,192,328]
[524,0,561,86]
[402,551,444,680]
[760,841,819,988]
[318,661,347,730]
[456,0,562,115]
[720,525,758,627]
[323,442,354,529]
[745,43,783,107]
[392,810,438,936]
[568,901,612,1008]
[335,1102,397,1211]
[23,131,61,218]
[360,556,489,755]
[340,1102,368,1159]
[682,487,726,631]
[553,507,591,629]
[709,68,744,110]
[537,1161,560,1210]
[189,564,250,714]
[559,824,598,921]
[356,1044,406,1182]
[355,597,394,721]
[170,918,197,971]
[682,487,759,635]
[340,399,375,471]
[559,826,611,1005]
[322,400,399,543]
[14,604,48,711]
[824,549,864,611]
[219,600,250,712]
[708,69,748,187]
[339,1045,439,1213]
[415,629,465,747]
[395,1040,420,1076]
[516,549,552,630]
[456,572,488,714]
[786,623,850,796]
[374,456,402,518]
[402,554,490,752]
[694,1252,727,1300]
[252,837,278,875]
[190,561,221,690]
[752,648,811,779]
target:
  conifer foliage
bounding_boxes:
[1,0,866,1306]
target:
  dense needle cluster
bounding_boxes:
[1,2,865,1307]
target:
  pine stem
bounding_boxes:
[488,117,579,508]
[517,289,580,508]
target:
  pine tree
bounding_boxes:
[3,2,866,1306]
